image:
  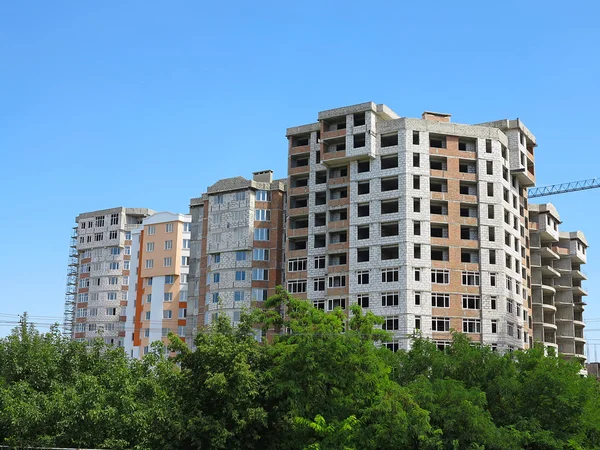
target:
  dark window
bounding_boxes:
[357,203,369,217]
[358,181,370,195]
[413,131,420,145]
[381,134,398,147]
[357,160,370,173]
[353,133,365,148]
[413,153,420,167]
[381,155,399,169]
[357,248,369,262]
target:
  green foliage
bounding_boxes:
[2,297,600,450]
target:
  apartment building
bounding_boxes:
[529,203,588,362]
[187,170,286,343]
[68,207,154,346]
[123,212,191,358]
[286,102,536,352]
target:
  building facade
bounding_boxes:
[529,203,588,362]
[68,207,154,346]
[187,171,286,344]
[285,102,536,352]
[124,212,191,358]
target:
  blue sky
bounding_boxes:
[1,1,599,355]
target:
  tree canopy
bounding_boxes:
[1,294,599,449]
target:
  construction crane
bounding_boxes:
[528,178,600,198]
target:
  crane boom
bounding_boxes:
[528,178,600,198]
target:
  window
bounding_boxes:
[164,293,173,302]
[95,215,105,227]
[212,293,220,303]
[327,298,346,311]
[94,233,104,242]
[413,175,420,190]
[233,251,247,262]
[146,294,152,303]
[414,221,421,236]
[181,256,189,266]
[109,262,119,270]
[213,273,220,283]
[381,268,399,283]
[254,229,270,241]
[414,244,421,259]
[314,256,326,269]
[489,249,496,265]
[463,319,481,333]
[381,292,399,307]
[161,328,170,337]
[256,190,271,201]
[212,253,221,264]
[252,268,269,281]
[109,230,118,239]
[382,317,399,331]
[431,269,450,284]
[234,191,246,201]
[76,308,87,318]
[124,261,130,270]
[414,292,421,306]
[462,295,481,310]
[357,294,369,308]
[145,311,151,320]
[413,198,421,213]
[507,322,514,337]
[313,278,325,291]
[358,181,370,195]
[414,268,421,282]
[432,293,450,308]
[146,242,154,252]
[357,203,369,217]
[164,240,173,250]
[357,270,369,285]
[288,258,307,272]
[108,277,118,285]
[165,275,174,284]
[507,299,514,314]
[491,296,497,310]
[235,271,246,281]
[234,291,245,302]
[487,205,495,219]
[253,248,269,261]
[165,223,173,233]
[163,257,172,267]
[328,275,346,288]
[462,271,480,286]
[163,310,173,319]
[432,317,450,332]
[255,209,271,221]
[288,280,307,293]
[252,288,268,301]
[148,225,155,235]
[491,319,498,334]
[413,153,420,167]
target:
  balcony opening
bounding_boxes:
[381,245,399,260]
[381,177,399,192]
[329,253,347,266]
[357,225,370,240]
[381,154,399,169]
[459,160,476,173]
[315,192,326,205]
[314,213,326,227]
[314,234,326,248]
[291,156,309,168]
[290,196,308,209]
[381,200,399,214]
[461,250,479,263]
[315,171,327,184]
[429,135,446,148]
[459,182,477,196]
[381,222,399,237]
[459,138,476,152]
[327,119,346,131]
[431,247,449,261]
[330,188,348,200]
[381,134,398,147]
[413,131,420,145]
[329,231,347,244]
[353,133,366,148]
[430,157,447,171]
[292,135,310,147]
[430,201,448,215]
[430,179,447,193]
[329,208,348,223]
[330,167,348,178]
[461,226,478,240]
[358,181,370,195]
[291,218,308,229]
[291,176,309,188]
[357,247,369,262]
[357,160,370,173]
[431,224,448,238]
[325,138,346,153]
[353,112,365,127]
[290,238,307,251]
[460,204,477,217]
[357,203,369,217]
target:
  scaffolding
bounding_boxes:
[63,226,79,337]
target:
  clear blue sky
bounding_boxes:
[1,1,599,356]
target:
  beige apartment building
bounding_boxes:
[124,212,191,358]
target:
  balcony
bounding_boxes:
[288,227,308,238]
[571,269,587,280]
[288,207,309,217]
[289,165,310,175]
[289,144,311,156]
[511,167,535,187]
[541,265,561,277]
[540,246,560,260]
[321,128,347,140]
[551,246,569,257]
[572,285,588,296]
[289,186,310,196]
